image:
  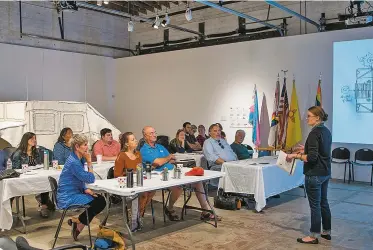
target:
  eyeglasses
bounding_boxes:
[217,140,225,149]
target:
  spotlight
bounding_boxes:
[128,20,134,32]
[104,0,109,4]
[185,7,192,21]
[161,13,170,27]
[96,0,102,6]
[152,15,160,29]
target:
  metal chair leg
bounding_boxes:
[343,162,346,183]
[183,190,187,216]
[22,196,26,218]
[348,163,352,184]
[150,199,155,226]
[52,209,67,248]
[161,189,166,223]
[86,208,92,249]
[371,165,373,186]
[352,163,355,181]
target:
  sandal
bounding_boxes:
[67,219,81,241]
[321,234,331,240]
[200,212,222,221]
[165,208,180,221]
[297,237,319,244]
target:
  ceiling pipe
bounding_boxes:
[76,2,203,37]
[265,1,320,30]
[195,0,284,36]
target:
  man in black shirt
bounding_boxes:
[183,122,202,151]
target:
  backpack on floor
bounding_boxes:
[214,188,241,210]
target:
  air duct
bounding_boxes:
[195,0,284,36]
[265,1,320,30]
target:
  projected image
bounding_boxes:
[333,39,373,144]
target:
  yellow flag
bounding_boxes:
[285,80,302,150]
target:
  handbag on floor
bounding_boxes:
[214,188,241,210]
[95,226,126,250]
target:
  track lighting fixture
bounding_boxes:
[185,7,192,21]
[128,20,134,32]
[152,15,161,29]
[161,12,170,27]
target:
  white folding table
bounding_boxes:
[219,156,305,212]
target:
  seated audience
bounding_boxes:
[196,125,208,147]
[230,130,253,160]
[57,134,106,240]
[183,122,202,151]
[0,150,6,170]
[169,129,193,154]
[203,124,237,186]
[12,132,54,217]
[93,128,121,161]
[53,127,73,165]
[141,126,220,221]
[136,137,146,151]
[115,132,156,225]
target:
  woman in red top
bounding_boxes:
[114,132,156,222]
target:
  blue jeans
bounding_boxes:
[305,175,331,237]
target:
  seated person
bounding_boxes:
[191,124,197,135]
[216,123,226,140]
[230,130,253,160]
[0,150,6,170]
[183,122,202,151]
[169,129,193,154]
[196,125,208,147]
[12,132,54,217]
[141,126,220,221]
[53,127,73,165]
[57,134,106,241]
[203,124,237,186]
[93,128,121,161]
[115,132,156,225]
[136,137,146,151]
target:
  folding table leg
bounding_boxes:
[122,197,135,250]
[202,182,218,228]
[15,197,26,234]
[161,189,166,223]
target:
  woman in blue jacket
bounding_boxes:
[53,127,73,165]
[57,134,106,240]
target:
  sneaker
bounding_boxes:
[40,207,49,218]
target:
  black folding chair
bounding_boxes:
[352,148,373,186]
[15,236,88,250]
[332,147,351,183]
[48,177,92,248]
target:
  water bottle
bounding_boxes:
[84,162,88,171]
[126,169,134,188]
[162,168,169,181]
[6,158,12,170]
[145,163,152,179]
[136,164,143,187]
[43,150,49,170]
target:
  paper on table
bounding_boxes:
[276,151,296,175]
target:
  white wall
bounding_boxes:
[115,26,373,183]
[0,42,114,121]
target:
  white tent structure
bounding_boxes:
[0,101,121,150]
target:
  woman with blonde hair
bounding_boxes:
[57,134,106,240]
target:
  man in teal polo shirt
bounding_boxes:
[230,130,253,160]
[141,126,221,222]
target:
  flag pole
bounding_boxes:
[280,69,288,150]
[273,73,279,156]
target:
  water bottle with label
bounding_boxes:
[43,150,49,170]
[84,162,88,172]
[6,158,12,170]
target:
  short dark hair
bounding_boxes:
[100,128,112,138]
[183,122,191,128]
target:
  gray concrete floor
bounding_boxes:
[1,179,373,249]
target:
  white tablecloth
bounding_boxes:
[87,169,224,196]
[219,156,304,212]
[0,162,113,230]
[174,153,208,169]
